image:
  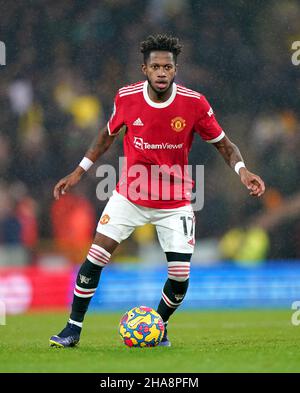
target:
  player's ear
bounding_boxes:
[141,63,147,75]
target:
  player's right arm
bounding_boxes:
[53,126,117,200]
[53,92,125,200]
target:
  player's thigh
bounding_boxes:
[96,191,149,246]
[154,206,195,254]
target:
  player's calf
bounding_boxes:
[49,244,112,347]
[157,253,191,346]
[157,273,190,321]
[70,244,111,323]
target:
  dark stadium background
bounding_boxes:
[1,0,300,316]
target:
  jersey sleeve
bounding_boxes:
[194,95,225,143]
[107,93,125,135]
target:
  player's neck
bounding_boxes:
[147,83,173,103]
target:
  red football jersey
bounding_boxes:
[107,81,225,208]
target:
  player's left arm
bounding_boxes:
[213,135,265,197]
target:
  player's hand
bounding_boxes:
[53,171,83,200]
[239,168,265,197]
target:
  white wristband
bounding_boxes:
[79,157,94,172]
[234,161,246,175]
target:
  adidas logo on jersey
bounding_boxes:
[133,118,144,126]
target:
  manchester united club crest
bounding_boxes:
[100,214,110,225]
[171,117,186,132]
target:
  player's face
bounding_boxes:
[142,51,177,95]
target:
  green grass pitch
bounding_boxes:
[1,309,300,373]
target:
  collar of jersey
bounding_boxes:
[143,80,177,108]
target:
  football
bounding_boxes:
[119,306,165,347]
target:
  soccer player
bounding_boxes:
[49,34,265,347]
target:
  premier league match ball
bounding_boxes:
[119,306,165,347]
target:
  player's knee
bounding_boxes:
[86,244,111,267]
[167,261,190,282]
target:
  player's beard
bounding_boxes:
[147,76,175,97]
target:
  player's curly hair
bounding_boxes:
[140,34,182,63]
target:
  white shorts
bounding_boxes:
[96,191,195,254]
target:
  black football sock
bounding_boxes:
[157,278,189,322]
[58,322,82,338]
[70,259,103,323]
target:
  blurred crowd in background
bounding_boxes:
[0,0,300,265]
